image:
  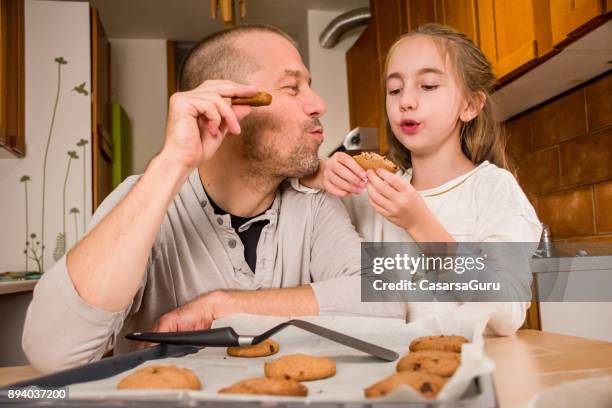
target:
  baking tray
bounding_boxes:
[0,344,497,407]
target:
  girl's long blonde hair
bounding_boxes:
[384,23,512,172]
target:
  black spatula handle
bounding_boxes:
[125,326,241,346]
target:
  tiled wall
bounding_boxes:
[506,72,612,243]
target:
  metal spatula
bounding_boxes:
[126,319,398,361]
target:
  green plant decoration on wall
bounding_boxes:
[76,138,89,233]
[70,207,80,243]
[73,82,89,96]
[54,150,80,261]
[24,233,43,274]
[18,55,90,272]
[20,175,31,272]
[40,56,67,269]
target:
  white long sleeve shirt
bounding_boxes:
[296,160,542,334]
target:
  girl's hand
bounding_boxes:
[366,168,424,230]
[322,152,368,197]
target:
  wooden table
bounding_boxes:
[486,330,612,408]
[1,330,611,407]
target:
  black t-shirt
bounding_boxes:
[207,194,270,273]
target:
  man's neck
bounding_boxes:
[410,129,476,191]
[198,150,281,218]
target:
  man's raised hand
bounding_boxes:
[162,80,258,170]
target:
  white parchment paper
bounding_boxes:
[68,304,497,403]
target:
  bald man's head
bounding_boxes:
[179,24,296,91]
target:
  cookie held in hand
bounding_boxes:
[117,364,201,390]
[227,339,280,358]
[353,152,398,173]
[219,377,308,396]
[231,92,272,107]
[264,353,336,381]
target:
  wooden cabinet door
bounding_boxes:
[477,0,553,80]
[370,0,405,153]
[549,0,605,46]
[434,0,479,44]
[346,25,386,153]
[91,6,113,209]
[372,0,405,63]
[0,0,25,157]
[405,0,437,31]
[403,0,479,44]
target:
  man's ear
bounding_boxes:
[460,91,486,123]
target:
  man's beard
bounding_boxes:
[239,111,321,179]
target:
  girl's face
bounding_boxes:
[385,35,467,157]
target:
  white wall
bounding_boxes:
[0,0,92,273]
[109,39,168,174]
[307,9,363,158]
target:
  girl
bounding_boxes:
[301,24,542,335]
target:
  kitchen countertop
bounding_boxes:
[0,280,37,295]
[0,330,611,407]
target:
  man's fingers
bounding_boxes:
[172,82,258,137]
[193,80,258,98]
[332,162,367,190]
[184,97,222,136]
[324,181,349,197]
[135,340,156,350]
[187,94,238,137]
[199,93,241,135]
[337,153,367,180]
[327,172,361,195]
[153,314,177,333]
[232,105,252,123]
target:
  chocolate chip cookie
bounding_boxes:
[409,335,469,353]
[117,364,201,390]
[396,350,461,377]
[365,371,447,399]
[227,339,280,358]
[219,377,308,396]
[353,152,398,173]
[264,354,336,381]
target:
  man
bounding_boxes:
[23,24,404,373]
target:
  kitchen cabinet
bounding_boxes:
[549,0,607,46]
[0,0,25,157]
[91,6,113,209]
[367,0,407,154]
[375,0,480,60]
[371,0,405,67]
[405,0,479,45]
[434,0,479,44]
[346,25,386,153]
[477,0,553,80]
[405,0,436,31]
